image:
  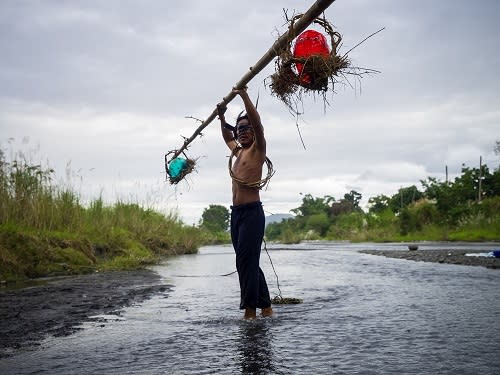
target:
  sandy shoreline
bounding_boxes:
[0,269,170,358]
[359,248,500,269]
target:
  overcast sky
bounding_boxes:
[1,0,499,225]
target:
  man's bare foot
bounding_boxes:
[261,306,274,317]
[243,307,257,320]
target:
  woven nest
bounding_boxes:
[268,14,353,111]
[164,151,197,185]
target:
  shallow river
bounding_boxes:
[2,242,500,374]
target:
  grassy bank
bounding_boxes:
[0,155,209,283]
[273,218,500,244]
[267,198,500,244]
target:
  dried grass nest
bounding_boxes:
[164,151,196,185]
[268,14,361,111]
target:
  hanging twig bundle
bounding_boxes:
[268,13,380,112]
[164,150,196,185]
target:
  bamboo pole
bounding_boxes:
[170,0,336,160]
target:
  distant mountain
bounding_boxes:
[265,213,294,227]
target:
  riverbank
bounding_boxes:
[0,269,170,358]
[359,248,500,269]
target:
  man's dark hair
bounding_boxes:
[236,112,249,125]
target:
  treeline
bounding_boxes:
[265,164,500,243]
[0,151,212,283]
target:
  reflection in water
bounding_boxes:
[237,320,276,374]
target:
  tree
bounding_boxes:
[483,168,500,197]
[330,200,354,218]
[389,185,423,213]
[265,218,302,243]
[420,164,499,225]
[265,221,282,240]
[368,194,390,214]
[343,190,362,208]
[306,212,330,236]
[200,204,229,232]
[452,165,483,202]
[291,194,331,217]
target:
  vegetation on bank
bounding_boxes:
[199,151,499,245]
[0,151,217,283]
[2,142,498,283]
[265,162,500,243]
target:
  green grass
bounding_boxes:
[267,214,499,244]
[0,152,207,283]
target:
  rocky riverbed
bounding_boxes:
[359,248,500,269]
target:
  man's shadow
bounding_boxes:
[236,320,277,374]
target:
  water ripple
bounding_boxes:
[1,242,500,374]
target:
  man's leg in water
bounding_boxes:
[231,203,271,319]
[244,307,257,319]
[261,307,273,317]
[258,268,273,317]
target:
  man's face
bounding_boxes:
[236,120,254,146]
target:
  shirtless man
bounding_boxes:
[218,87,273,319]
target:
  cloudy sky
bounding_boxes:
[1,0,499,225]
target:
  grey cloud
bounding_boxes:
[1,0,499,224]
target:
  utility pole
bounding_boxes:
[478,156,482,202]
[400,187,403,210]
[445,165,448,184]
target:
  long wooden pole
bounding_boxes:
[170,0,336,160]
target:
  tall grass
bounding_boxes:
[0,152,205,282]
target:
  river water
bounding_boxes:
[2,241,500,374]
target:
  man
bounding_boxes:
[218,87,273,319]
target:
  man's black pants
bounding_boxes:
[230,201,271,309]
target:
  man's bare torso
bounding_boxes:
[231,146,265,205]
